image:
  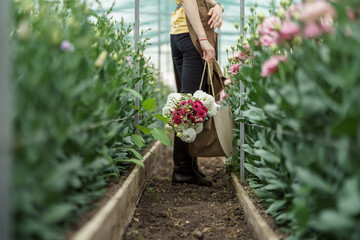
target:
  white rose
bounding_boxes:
[207,105,218,117]
[194,123,203,134]
[162,106,171,116]
[180,128,197,143]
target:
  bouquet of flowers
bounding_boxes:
[162,90,220,143]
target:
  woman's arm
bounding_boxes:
[181,0,215,61]
[207,0,224,29]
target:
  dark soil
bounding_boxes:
[124,146,256,240]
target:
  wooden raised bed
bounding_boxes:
[231,172,279,240]
[71,141,162,240]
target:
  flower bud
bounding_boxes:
[176,132,182,138]
[95,50,108,68]
[234,22,239,29]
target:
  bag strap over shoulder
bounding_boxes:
[199,60,216,98]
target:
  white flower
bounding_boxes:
[207,105,218,117]
[194,90,216,109]
[180,128,197,143]
[194,123,203,134]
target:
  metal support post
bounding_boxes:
[157,0,161,91]
[0,0,12,239]
[239,0,245,179]
[135,0,140,133]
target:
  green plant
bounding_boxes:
[225,1,360,239]
[12,0,168,239]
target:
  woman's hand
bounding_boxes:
[200,40,215,61]
[207,4,223,29]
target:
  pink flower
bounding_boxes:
[219,90,228,102]
[191,117,197,124]
[187,113,193,120]
[194,100,203,106]
[260,34,279,47]
[174,115,182,124]
[261,16,282,36]
[126,56,133,69]
[299,0,335,23]
[224,78,232,86]
[187,99,194,105]
[196,110,207,118]
[202,106,208,112]
[346,7,356,22]
[198,118,204,122]
[280,21,300,41]
[260,55,287,77]
[180,108,188,116]
[193,102,203,111]
[180,101,187,106]
[304,22,323,38]
[228,63,241,76]
[60,40,75,52]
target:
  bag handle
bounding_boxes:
[199,60,216,98]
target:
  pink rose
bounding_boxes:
[260,55,287,77]
[228,63,241,76]
[173,115,182,124]
[192,102,203,111]
[304,22,323,38]
[261,16,282,36]
[180,108,188,116]
[194,100,203,106]
[299,0,335,23]
[280,21,300,41]
[260,33,279,47]
[196,110,207,118]
[180,101,187,106]
[187,113,193,120]
[187,99,194,105]
[202,106,208,112]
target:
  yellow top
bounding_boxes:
[170,0,189,34]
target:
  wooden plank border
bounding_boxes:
[72,141,162,240]
[231,172,279,240]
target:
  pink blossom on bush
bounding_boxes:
[228,63,241,76]
[126,56,133,69]
[261,16,282,36]
[260,55,287,77]
[280,21,300,41]
[260,34,279,47]
[299,0,335,23]
[224,78,232,86]
[304,22,323,38]
[219,89,228,102]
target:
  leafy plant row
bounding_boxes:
[224,0,360,239]
[12,0,169,239]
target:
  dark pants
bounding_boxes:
[170,33,208,171]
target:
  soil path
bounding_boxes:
[124,146,256,240]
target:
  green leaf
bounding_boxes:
[136,124,151,135]
[267,200,287,215]
[142,97,157,112]
[129,104,144,113]
[118,158,145,168]
[121,147,143,160]
[153,114,169,124]
[150,127,171,146]
[125,88,143,101]
[43,204,75,223]
[253,149,280,164]
[131,134,145,148]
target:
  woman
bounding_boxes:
[170,0,224,186]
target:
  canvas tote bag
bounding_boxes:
[189,60,235,157]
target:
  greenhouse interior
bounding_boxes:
[1,0,360,239]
